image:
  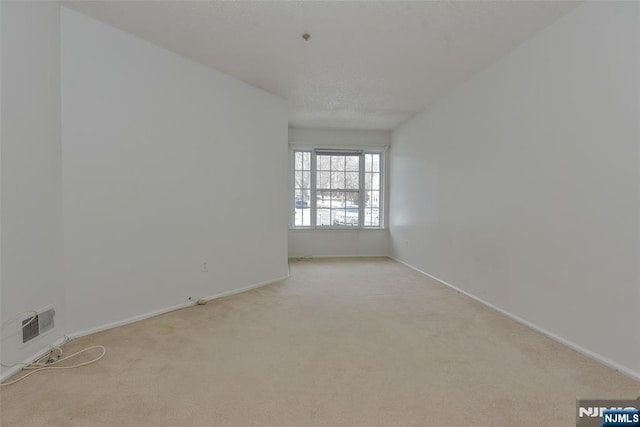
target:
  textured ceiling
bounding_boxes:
[62,1,580,130]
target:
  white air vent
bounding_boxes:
[22,315,39,343]
[21,307,55,344]
[38,308,55,335]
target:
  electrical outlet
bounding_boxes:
[202,262,208,272]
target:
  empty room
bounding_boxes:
[1,1,639,426]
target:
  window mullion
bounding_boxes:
[292,149,295,228]
[310,150,317,228]
[379,152,384,228]
[359,153,364,228]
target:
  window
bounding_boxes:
[293,149,383,228]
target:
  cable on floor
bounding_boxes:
[0,336,71,369]
[0,344,106,387]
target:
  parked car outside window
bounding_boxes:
[333,206,359,226]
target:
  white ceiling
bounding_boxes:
[62,0,580,131]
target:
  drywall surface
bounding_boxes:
[289,127,390,257]
[390,1,640,377]
[289,127,391,148]
[289,229,389,258]
[61,8,289,333]
[1,2,67,375]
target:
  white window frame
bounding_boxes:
[291,146,386,230]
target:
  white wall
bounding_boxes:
[1,2,67,375]
[390,1,640,378]
[289,127,391,148]
[61,8,289,334]
[288,127,390,258]
[289,229,389,259]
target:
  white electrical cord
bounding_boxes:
[0,347,59,369]
[0,336,70,369]
[0,344,106,386]
[1,312,106,386]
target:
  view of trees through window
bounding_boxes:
[294,150,381,228]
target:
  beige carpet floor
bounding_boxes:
[1,257,638,426]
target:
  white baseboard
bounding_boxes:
[200,274,290,303]
[67,274,290,340]
[67,301,193,340]
[1,274,289,384]
[389,256,640,382]
[1,335,68,384]
[288,254,389,259]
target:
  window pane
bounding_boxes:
[332,208,357,226]
[295,152,303,170]
[316,190,331,226]
[295,190,310,205]
[372,154,380,172]
[294,149,382,229]
[371,172,380,190]
[331,171,345,189]
[336,208,344,226]
[364,172,380,191]
[318,155,330,171]
[317,171,330,189]
[366,190,380,208]
[317,190,330,208]
[344,191,359,206]
[364,207,372,226]
[365,154,372,172]
[345,171,359,189]
[346,155,359,171]
[331,156,345,170]
[331,191,345,208]
[321,191,342,227]
[295,171,303,189]
[333,196,359,226]
[294,189,310,227]
[327,209,338,226]
[364,208,380,227]
[317,209,330,226]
